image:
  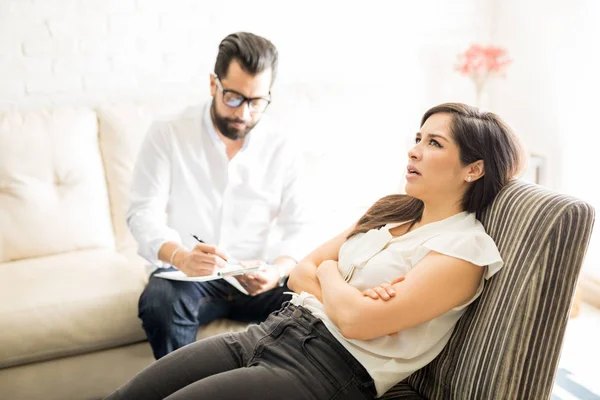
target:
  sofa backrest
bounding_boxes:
[0,109,115,262]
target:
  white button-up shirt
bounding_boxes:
[127,101,309,275]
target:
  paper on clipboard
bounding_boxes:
[152,270,221,282]
[153,263,279,294]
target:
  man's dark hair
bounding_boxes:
[214,32,278,86]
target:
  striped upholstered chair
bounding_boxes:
[382,180,595,400]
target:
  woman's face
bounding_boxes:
[405,112,471,205]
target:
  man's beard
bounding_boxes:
[211,100,258,141]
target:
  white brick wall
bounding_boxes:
[0,0,491,108]
[0,0,496,247]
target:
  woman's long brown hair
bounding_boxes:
[347,103,525,240]
[347,195,424,239]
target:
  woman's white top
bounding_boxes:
[290,211,503,397]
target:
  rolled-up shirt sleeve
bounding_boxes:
[126,121,182,267]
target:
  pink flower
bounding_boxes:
[456,44,512,79]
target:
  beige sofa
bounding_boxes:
[0,103,253,400]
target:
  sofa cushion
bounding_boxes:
[0,108,115,262]
[0,248,147,368]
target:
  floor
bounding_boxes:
[553,303,600,399]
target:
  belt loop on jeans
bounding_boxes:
[286,291,312,307]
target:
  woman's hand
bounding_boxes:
[362,277,405,301]
[362,276,406,338]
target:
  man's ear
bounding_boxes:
[209,74,217,97]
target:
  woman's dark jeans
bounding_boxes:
[106,303,376,400]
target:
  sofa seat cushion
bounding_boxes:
[0,248,147,368]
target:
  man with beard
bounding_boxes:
[127,32,309,359]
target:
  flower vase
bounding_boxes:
[473,77,486,109]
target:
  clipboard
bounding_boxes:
[154,262,279,282]
[216,262,278,277]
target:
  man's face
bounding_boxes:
[210,60,272,141]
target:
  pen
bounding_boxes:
[191,234,205,244]
[191,234,239,265]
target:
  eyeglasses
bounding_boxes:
[214,75,271,114]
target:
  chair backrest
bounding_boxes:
[383,180,595,399]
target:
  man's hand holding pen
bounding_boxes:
[172,241,230,278]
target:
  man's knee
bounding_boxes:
[139,278,185,325]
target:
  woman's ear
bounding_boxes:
[466,160,485,182]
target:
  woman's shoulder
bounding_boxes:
[419,212,503,277]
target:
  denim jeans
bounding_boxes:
[139,268,291,359]
[106,303,376,400]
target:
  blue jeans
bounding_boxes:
[107,303,376,399]
[139,268,291,359]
